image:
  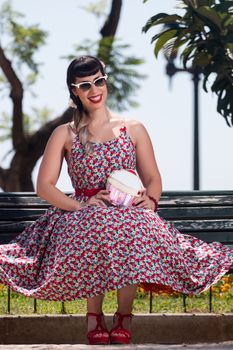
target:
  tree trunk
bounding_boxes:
[1,157,34,192]
[0,0,123,192]
[0,108,74,191]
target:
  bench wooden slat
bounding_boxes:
[0,193,69,208]
[0,198,50,208]
[179,232,233,243]
[0,209,47,221]
[160,191,233,206]
[0,233,19,244]
[171,219,233,232]
[159,207,233,219]
[161,194,233,201]
[0,222,33,233]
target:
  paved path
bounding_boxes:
[0,343,233,350]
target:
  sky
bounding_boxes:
[1,0,233,192]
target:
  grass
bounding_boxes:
[1,277,233,315]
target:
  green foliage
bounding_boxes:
[10,23,46,74]
[0,1,51,141]
[81,0,108,18]
[0,112,12,142]
[143,0,233,126]
[23,107,54,135]
[65,37,146,112]
[0,107,53,154]
[1,0,145,148]
[0,0,47,75]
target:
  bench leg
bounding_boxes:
[7,287,11,314]
[183,294,187,312]
[149,290,153,313]
[209,286,212,313]
[61,301,66,314]
[33,298,37,313]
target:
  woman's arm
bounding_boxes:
[36,125,81,212]
[129,120,162,203]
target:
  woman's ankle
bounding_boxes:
[87,312,107,332]
[116,308,133,314]
[113,311,133,331]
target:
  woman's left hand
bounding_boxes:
[132,189,155,210]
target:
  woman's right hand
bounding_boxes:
[87,190,111,208]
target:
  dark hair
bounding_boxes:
[66,55,106,155]
[67,55,105,111]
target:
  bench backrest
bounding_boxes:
[0,191,233,247]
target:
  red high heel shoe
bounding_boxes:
[86,312,110,345]
[110,311,133,344]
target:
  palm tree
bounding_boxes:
[143,0,233,126]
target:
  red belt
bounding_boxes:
[75,170,136,198]
[75,187,104,197]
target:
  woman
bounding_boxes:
[0,55,232,345]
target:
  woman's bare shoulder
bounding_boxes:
[110,115,141,128]
[124,118,146,134]
[119,118,144,146]
[47,123,73,145]
[54,122,76,135]
[124,118,143,127]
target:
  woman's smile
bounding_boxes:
[88,94,103,104]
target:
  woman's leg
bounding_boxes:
[110,284,138,344]
[115,284,138,329]
[117,283,138,313]
[86,294,106,332]
[86,294,110,344]
[87,294,104,313]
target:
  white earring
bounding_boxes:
[100,60,106,69]
[69,99,77,109]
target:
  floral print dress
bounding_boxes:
[0,123,233,301]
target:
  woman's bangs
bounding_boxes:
[73,60,101,78]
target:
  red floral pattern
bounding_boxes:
[0,124,233,301]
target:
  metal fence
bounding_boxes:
[4,286,214,314]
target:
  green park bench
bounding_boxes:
[0,191,233,313]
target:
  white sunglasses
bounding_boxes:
[71,75,108,92]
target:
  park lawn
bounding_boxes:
[0,277,233,315]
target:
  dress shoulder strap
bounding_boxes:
[68,122,78,135]
[119,119,126,132]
